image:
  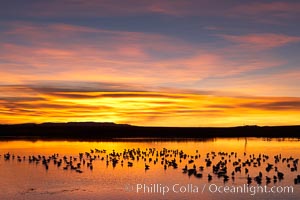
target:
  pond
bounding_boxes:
[0,138,299,199]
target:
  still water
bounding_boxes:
[0,138,300,200]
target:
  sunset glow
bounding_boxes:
[1,0,300,126]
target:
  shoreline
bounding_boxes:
[0,123,300,140]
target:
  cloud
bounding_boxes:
[3,0,298,23]
[0,97,45,102]
[1,83,300,126]
[0,21,297,101]
[0,0,231,18]
[232,2,300,17]
[26,81,146,93]
[219,33,300,50]
[42,92,188,100]
[1,22,286,87]
[230,1,300,23]
[0,1,299,126]
[0,22,196,83]
[240,100,300,110]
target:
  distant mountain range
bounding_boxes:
[0,122,300,140]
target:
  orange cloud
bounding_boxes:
[1,2,299,127]
[1,22,284,85]
[0,22,297,101]
[1,84,300,126]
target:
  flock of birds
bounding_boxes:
[1,148,300,185]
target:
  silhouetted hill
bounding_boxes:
[0,122,300,140]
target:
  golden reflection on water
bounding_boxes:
[1,138,300,156]
[0,138,300,200]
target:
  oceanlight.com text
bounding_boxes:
[208,183,293,195]
[126,183,294,196]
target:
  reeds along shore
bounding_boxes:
[0,123,300,139]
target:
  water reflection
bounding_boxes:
[0,138,300,200]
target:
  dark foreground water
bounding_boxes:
[0,138,300,199]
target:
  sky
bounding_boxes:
[1,0,300,126]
